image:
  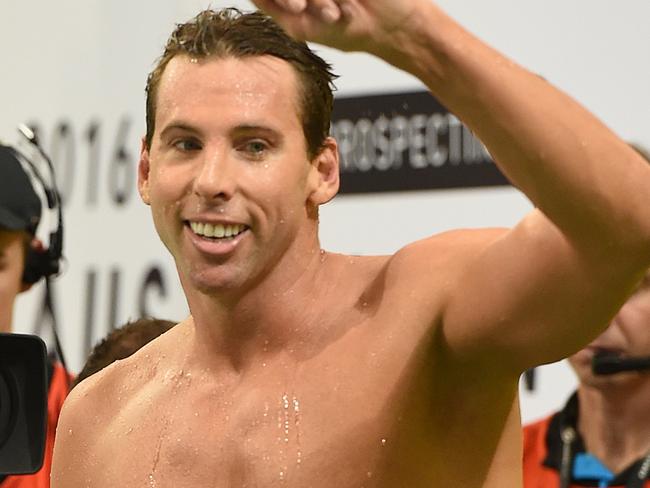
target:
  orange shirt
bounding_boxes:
[523,396,650,488]
[1,363,70,488]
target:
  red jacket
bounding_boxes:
[523,393,650,488]
[1,363,70,488]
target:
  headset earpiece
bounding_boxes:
[22,245,60,285]
[10,126,64,285]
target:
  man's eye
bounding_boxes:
[242,140,268,157]
[173,139,202,152]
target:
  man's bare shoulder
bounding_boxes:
[401,227,508,255]
[323,228,509,336]
[385,227,508,281]
[325,228,509,310]
[63,322,187,419]
[336,227,508,276]
[52,323,190,485]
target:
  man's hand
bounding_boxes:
[250,0,425,55]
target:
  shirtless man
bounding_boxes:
[51,1,650,487]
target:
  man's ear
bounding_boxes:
[307,136,340,206]
[138,137,152,205]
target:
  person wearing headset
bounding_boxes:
[523,145,650,488]
[0,133,70,488]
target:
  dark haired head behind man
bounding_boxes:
[71,318,176,390]
[52,2,650,487]
[0,142,69,488]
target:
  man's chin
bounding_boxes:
[183,266,245,294]
[192,274,240,294]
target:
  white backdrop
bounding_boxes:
[3,0,649,424]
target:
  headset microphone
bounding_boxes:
[592,353,650,375]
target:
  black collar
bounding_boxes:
[544,392,649,486]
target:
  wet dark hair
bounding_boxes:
[145,8,337,158]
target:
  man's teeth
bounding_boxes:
[190,222,246,239]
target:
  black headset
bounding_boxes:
[10,124,64,285]
[9,124,68,373]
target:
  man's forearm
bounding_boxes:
[381,2,650,256]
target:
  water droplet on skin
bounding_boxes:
[367,471,373,478]
[381,438,387,446]
[68,429,73,435]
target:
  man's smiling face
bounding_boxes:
[139,54,321,295]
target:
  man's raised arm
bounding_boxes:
[252,0,650,370]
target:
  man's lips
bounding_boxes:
[188,220,249,239]
[184,220,250,255]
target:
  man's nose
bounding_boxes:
[193,150,236,201]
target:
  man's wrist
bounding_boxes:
[369,2,460,88]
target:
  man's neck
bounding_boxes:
[183,246,349,372]
[577,379,650,474]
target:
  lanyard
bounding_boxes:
[559,426,650,488]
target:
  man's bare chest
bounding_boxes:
[95,328,431,487]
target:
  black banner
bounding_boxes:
[331,90,509,194]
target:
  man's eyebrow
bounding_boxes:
[159,122,202,139]
[230,124,284,141]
